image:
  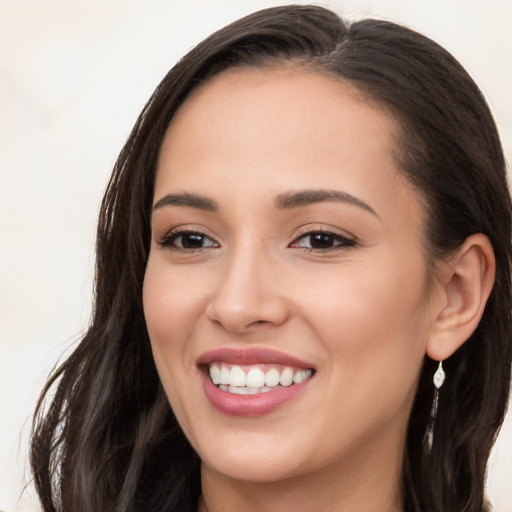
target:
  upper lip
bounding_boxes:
[197,348,315,369]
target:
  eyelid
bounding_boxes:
[157,226,220,250]
[292,224,357,241]
[289,226,358,251]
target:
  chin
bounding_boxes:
[201,449,306,484]
[191,425,314,484]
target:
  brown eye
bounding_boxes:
[308,233,336,249]
[291,231,356,251]
[160,231,219,250]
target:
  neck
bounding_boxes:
[198,427,405,512]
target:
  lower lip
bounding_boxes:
[200,370,313,417]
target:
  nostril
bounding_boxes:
[249,320,271,327]
[205,283,289,332]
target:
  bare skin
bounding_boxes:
[143,67,495,512]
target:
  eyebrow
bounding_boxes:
[153,193,218,212]
[275,189,378,216]
[152,189,377,216]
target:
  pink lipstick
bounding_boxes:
[198,348,315,417]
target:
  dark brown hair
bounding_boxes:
[31,5,511,511]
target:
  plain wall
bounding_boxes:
[1,1,511,510]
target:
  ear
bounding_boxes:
[426,233,495,361]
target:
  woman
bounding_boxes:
[30,5,511,512]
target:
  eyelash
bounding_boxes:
[158,228,357,253]
[290,229,357,252]
[158,229,219,251]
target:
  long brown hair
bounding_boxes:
[31,5,511,511]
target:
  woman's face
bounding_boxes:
[143,68,438,484]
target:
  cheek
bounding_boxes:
[142,258,201,406]
[305,267,429,438]
[142,259,204,431]
[143,257,206,347]
[297,254,431,391]
[304,258,429,337]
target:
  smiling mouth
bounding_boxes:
[208,363,314,395]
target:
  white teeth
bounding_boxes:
[279,367,294,387]
[219,384,275,394]
[265,368,280,387]
[220,366,230,385]
[293,369,312,384]
[230,366,246,387]
[228,385,249,395]
[209,365,221,385]
[246,368,266,387]
[209,363,313,392]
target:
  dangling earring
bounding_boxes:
[424,361,446,451]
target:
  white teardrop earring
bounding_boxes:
[433,361,446,389]
[424,361,445,450]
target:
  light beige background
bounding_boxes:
[1,1,511,510]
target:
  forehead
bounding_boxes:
[163,66,397,159]
[155,67,422,229]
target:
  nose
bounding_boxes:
[205,244,289,334]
